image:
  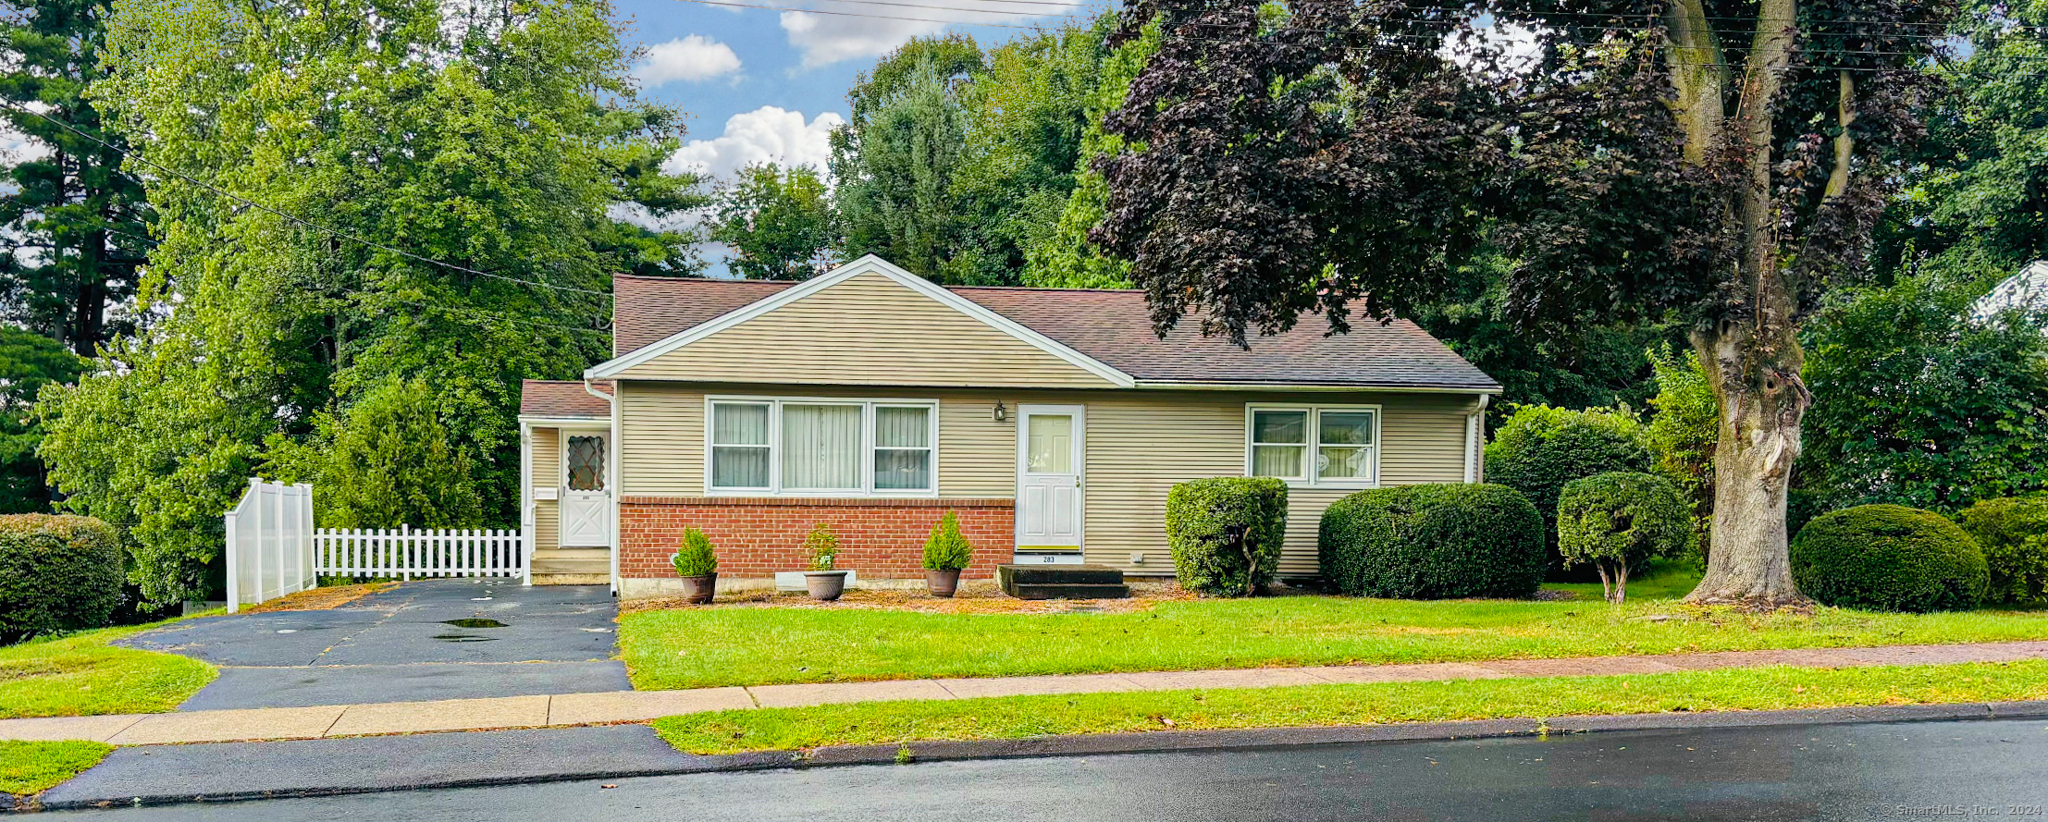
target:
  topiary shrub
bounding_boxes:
[1483,405,1653,578]
[1958,497,2048,606]
[1557,472,1690,603]
[1790,504,1987,612]
[1164,477,1288,596]
[923,511,973,571]
[670,528,718,578]
[1318,483,1545,599]
[0,515,126,643]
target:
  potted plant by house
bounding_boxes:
[670,528,719,605]
[802,523,847,601]
[923,510,971,597]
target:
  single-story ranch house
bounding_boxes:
[518,255,1501,597]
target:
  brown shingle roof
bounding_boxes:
[605,275,1498,391]
[521,379,613,419]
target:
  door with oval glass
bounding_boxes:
[559,431,611,547]
[1014,404,1084,564]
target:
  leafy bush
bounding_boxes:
[276,377,484,530]
[0,515,125,642]
[1645,346,1717,559]
[671,528,718,578]
[1557,472,1691,603]
[1164,477,1288,596]
[1483,405,1653,576]
[1958,497,2048,605]
[804,523,839,571]
[923,511,973,571]
[1790,504,1988,612]
[1318,483,1545,599]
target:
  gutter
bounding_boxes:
[1464,393,1492,483]
[582,379,620,596]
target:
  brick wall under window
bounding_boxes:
[618,496,1015,579]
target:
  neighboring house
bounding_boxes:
[1973,260,2048,323]
[518,255,1501,596]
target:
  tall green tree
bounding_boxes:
[831,37,984,280]
[0,326,81,513]
[0,0,150,355]
[39,0,695,605]
[709,163,835,280]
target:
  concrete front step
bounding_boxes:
[997,564,1129,599]
[533,548,608,577]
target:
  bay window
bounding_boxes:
[708,398,937,495]
[1247,404,1379,487]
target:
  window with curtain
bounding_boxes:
[1249,405,1378,486]
[707,399,937,494]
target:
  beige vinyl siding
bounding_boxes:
[532,427,560,551]
[613,271,1120,389]
[612,380,1483,576]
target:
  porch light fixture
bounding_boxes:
[992,401,1008,422]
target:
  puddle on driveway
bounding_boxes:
[432,634,500,642]
[442,618,508,629]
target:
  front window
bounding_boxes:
[1249,405,1378,486]
[708,398,938,495]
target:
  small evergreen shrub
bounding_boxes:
[1164,477,1288,597]
[804,523,839,571]
[1318,484,1545,599]
[1484,405,1654,576]
[923,511,973,571]
[1790,504,1987,612]
[670,528,718,578]
[0,515,126,643]
[1958,497,2048,605]
[1557,472,1690,603]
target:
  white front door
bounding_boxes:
[559,431,611,548]
[1015,405,1084,563]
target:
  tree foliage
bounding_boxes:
[272,378,483,529]
[1645,345,1718,535]
[710,163,835,281]
[1557,471,1691,603]
[831,37,983,280]
[0,327,82,513]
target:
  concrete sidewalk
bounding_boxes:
[9,639,2048,746]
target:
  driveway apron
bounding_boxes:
[119,579,628,710]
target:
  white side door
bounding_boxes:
[559,431,612,548]
[1015,404,1084,563]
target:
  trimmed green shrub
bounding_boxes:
[1164,477,1289,596]
[671,528,718,578]
[923,511,973,571]
[1318,483,1545,599]
[0,515,125,643]
[1484,405,1653,577]
[1958,497,2048,605]
[1557,472,1690,603]
[1790,504,1987,612]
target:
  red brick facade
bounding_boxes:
[618,496,1015,579]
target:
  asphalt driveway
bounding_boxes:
[120,579,629,710]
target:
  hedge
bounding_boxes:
[1318,483,1545,599]
[1483,405,1653,576]
[1790,504,1987,612]
[1958,497,2048,605]
[1165,478,1288,596]
[0,515,126,643]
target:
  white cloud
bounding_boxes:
[666,106,845,182]
[636,35,744,86]
[1,105,52,166]
[780,10,948,69]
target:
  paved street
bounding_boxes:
[48,716,2048,821]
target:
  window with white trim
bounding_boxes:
[708,399,937,495]
[1247,404,1379,486]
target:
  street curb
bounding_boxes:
[25,700,2048,811]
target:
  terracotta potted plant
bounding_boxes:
[923,510,971,597]
[802,522,847,601]
[670,528,718,605]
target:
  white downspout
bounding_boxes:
[519,420,534,586]
[584,378,620,595]
[1464,394,1492,483]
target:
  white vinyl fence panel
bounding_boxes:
[225,479,317,614]
[314,525,526,580]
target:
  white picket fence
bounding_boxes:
[314,525,526,581]
[225,479,317,614]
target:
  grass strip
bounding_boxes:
[651,660,2048,755]
[0,740,113,797]
[0,619,217,719]
[621,592,2048,689]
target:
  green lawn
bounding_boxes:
[0,620,217,719]
[620,588,2048,690]
[0,740,112,797]
[1540,559,1703,601]
[651,659,2048,755]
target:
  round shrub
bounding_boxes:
[1318,483,1545,599]
[0,515,126,643]
[1958,497,2048,605]
[1483,405,1653,576]
[1165,477,1288,596]
[1557,472,1690,602]
[1790,504,1987,612]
